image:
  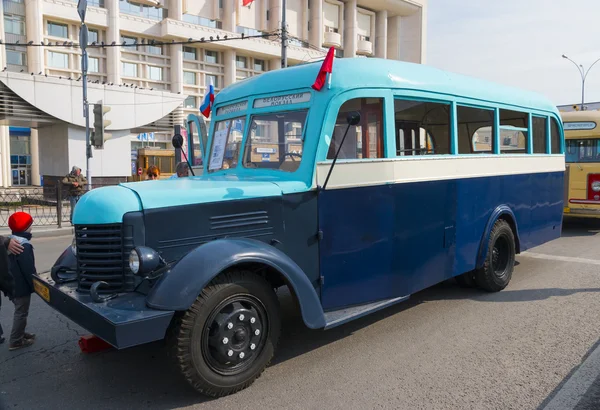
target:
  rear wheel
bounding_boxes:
[474,219,516,292]
[171,270,281,397]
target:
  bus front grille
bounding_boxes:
[75,224,133,293]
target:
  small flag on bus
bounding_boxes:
[312,47,335,91]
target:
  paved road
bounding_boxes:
[1,221,600,410]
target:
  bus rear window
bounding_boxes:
[242,110,307,172]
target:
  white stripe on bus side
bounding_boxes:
[315,155,565,190]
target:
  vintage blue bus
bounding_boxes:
[33,58,565,397]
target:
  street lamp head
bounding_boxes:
[562,54,567,59]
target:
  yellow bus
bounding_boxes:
[562,110,600,219]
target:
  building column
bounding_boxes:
[222,0,235,32]
[308,0,323,49]
[268,0,281,32]
[168,0,182,20]
[171,44,183,94]
[398,10,423,63]
[0,127,10,187]
[224,49,236,87]
[25,0,44,73]
[343,0,357,58]
[106,0,121,84]
[30,129,40,185]
[375,10,387,59]
[387,15,401,61]
[270,58,281,71]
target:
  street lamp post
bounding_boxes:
[562,54,600,111]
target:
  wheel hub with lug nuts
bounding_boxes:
[203,297,267,375]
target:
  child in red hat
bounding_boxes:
[6,211,37,350]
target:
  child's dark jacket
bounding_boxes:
[8,232,36,298]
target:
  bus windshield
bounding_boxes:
[565,139,600,163]
[208,109,308,173]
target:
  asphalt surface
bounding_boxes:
[1,220,600,410]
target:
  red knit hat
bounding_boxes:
[8,212,33,233]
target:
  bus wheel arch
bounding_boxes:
[476,206,521,270]
[169,268,282,397]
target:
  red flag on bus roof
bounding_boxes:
[242,0,254,6]
[312,47,335,91]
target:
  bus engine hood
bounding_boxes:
[121,178,284,212]
[72,179,284,225]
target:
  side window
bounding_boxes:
[550,118,562,154]
[394,99,450,156]
[327,97,384,160]
[500,109,528,154]
[532,116,548,154]
[457,106,494,154]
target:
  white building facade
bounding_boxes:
[0,0,427,186]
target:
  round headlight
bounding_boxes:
[129,249,140,274]
[71,236,77,255]
[592,181,600,192]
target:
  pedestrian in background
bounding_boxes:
[169,162,190,179]
[0,232,25,345]
[62,166,87,224]
[6,211,37,351]
[146,165,160,180]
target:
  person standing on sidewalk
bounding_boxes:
[62,166,87,224]
[6,211,36,350]
[0,231,25,344]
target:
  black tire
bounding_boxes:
[171,270,281,397]
[474,219,516,292]
[455,271,477,288]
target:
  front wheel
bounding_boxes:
[171,270,281,397]
[474,219,516,292]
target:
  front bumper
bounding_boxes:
[33,271,174,349]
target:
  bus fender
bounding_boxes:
[475,205,521,269]
[145,238,326,329]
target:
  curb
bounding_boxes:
[0,226,73,239]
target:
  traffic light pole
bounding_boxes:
[78,0,92,191]
[83,49,92,191]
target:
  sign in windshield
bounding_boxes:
[253,92,311,109]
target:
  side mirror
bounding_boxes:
[346,111,361,126]
[172,134,183,149]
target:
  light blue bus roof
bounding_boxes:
[216,58,559,115]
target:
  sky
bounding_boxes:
[426,0,600,107]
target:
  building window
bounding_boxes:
[121,35,137,45]
[4,15,25,36]
[47,21,68,38]
[206,74,218,88]
[119,0,166,21]
[148,66,163,81]
[88,29,99,44]
[205,50,219,64]
[323,1,340,34]
[358,34,370,42]
[48,51,68,69]
[88,0,105,7]
[122,62,137,77]
[147,45,162,55]
[184,96,196,108]
[254,59,265,72]
[6,49,26,66]
[88,57,99,73]
[182,14,222,29]
[236,56,247,69]
[183,46,197,60]
[183,71,196,85]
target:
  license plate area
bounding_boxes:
[33,278,50,302]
